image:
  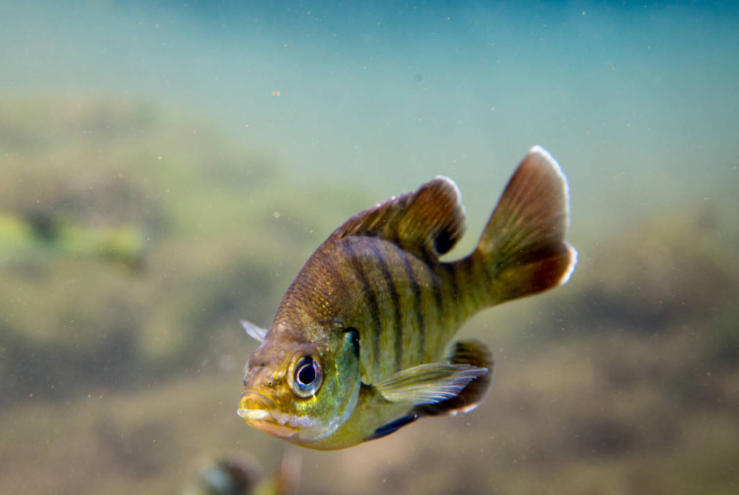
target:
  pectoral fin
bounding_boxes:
[414,340,496,417]
[241,320,268,343]
[368,358,490,443]
[374,363,487,406]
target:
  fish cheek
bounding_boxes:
[299,334,360,425]
[289,393,321,419]
[270,335,361,442]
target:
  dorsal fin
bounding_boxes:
[329,176,466,258]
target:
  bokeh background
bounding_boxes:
[1,1,738,494]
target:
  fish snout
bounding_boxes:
[237,391,276,423]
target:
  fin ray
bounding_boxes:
[374,363,487,405]
[472,146,578,304]
[241,320,268,343]
[329,176,466,258]
[414,340,495,417]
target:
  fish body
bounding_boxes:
[239,146,577,450]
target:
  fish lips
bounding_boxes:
[237,390,301,438]
[237,390,334,442]
[238,390,277,422]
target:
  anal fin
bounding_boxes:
[414,340,495,417]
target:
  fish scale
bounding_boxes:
[279,235,468,384]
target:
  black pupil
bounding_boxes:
[298,361,316,385]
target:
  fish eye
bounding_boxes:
[291,356,322,398]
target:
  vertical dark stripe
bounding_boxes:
[399,249,425,363]
[420,248,445,326]
[369,242,403,372]
[344,240,382,376]
[441,262,462,324]
[477,254,496,306]
[321,252,351,316]
[479,253,495,290]
[461,257,483,310]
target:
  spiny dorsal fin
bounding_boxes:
[330,176,466,258]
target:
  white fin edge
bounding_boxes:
[529,145,578,286]
[528,145,571,232]
[560,243,579,286]
[241,320,268,343]
[433,175,466,218]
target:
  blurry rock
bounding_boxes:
[181,451,301,495]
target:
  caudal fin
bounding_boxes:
[473,146,577,305]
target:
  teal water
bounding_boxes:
[2,1,737,234]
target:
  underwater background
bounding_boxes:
[1,1,737,494]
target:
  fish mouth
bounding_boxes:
[237,390,300,438]
[237,390,326,441]
[238,390,277,422]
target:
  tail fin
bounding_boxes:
[472,146,577,305]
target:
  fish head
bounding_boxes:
[238,325,361,444]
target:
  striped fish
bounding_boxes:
[238,146,577,450]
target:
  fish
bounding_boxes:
[238,146,577,450]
